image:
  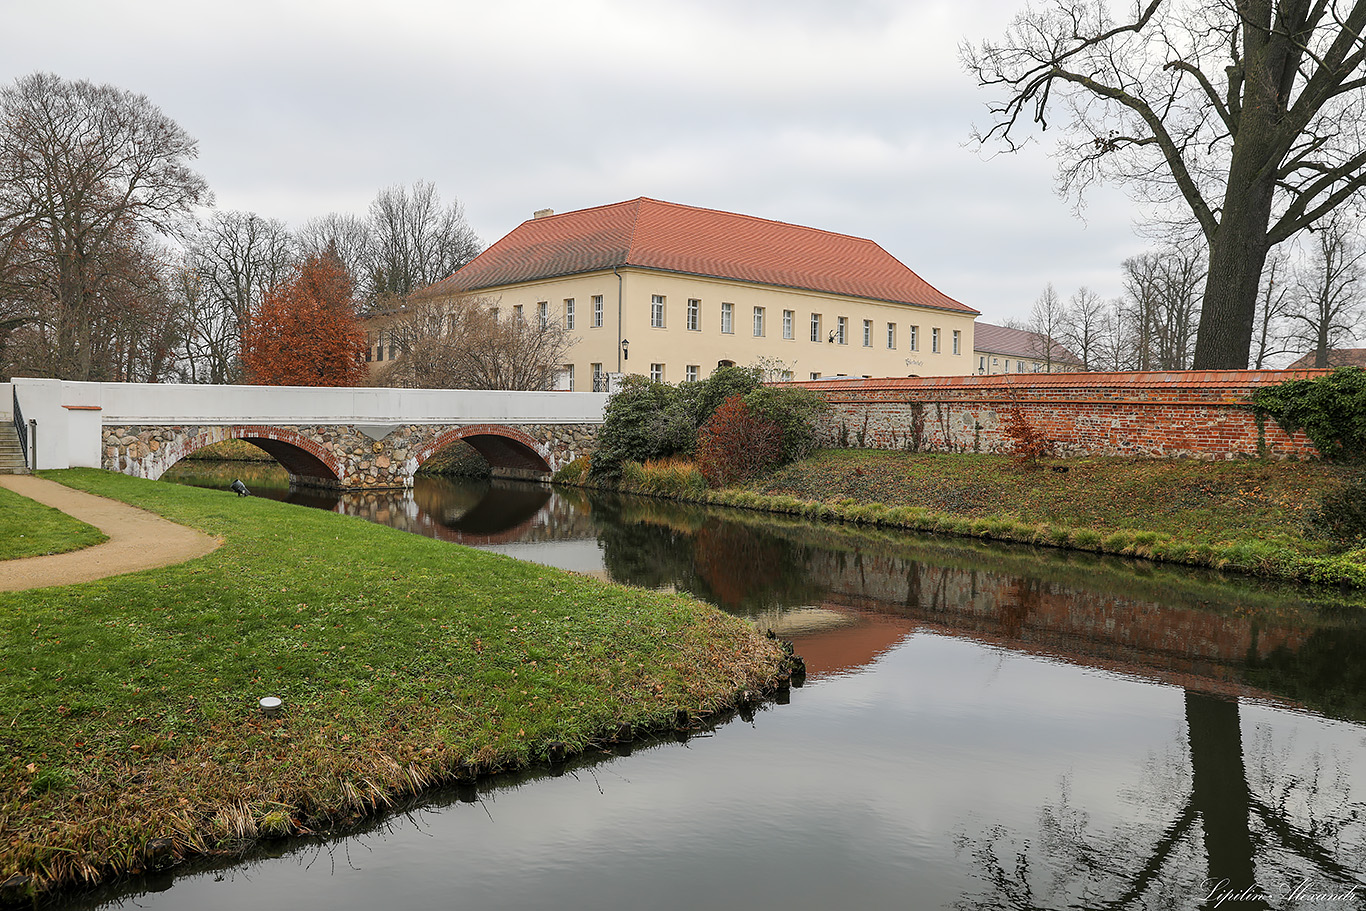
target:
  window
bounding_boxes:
[862,320,872,347]
[1004,360,1010,373]
[537,301,549,328]
[514,303,524,322]
[887,323,896,349]
[1018,360,1026,373]
[909,325,919,351]
[650,363,664,381]
[782,310,793,339]
[953,330,962,356]
[564,363,574,391]
[592,295,603,328]
[651,294,665,328]
[592,362,604,391]
[685,365,699,382]
[564,298,575,330]
[687,298,700,331]
[931,328,940,353]
[810,313,822,342]
[753,306,765,337]
[366,347,373,362]
[780,370,793,381]
[810,372,821,379]
[837,316,848,345]
[721,301,734,334]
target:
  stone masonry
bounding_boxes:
[796,369,1327,461]
[102,421,599,489]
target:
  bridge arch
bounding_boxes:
[417,424,553,477]
[174,425,345,485]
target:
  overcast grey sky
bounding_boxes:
[4,0,1151,323]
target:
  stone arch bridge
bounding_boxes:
[8,379,607,489]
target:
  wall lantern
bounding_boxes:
[620,338,630,360]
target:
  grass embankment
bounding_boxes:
[0,470,789,899]
[576,450,1366,588]
[0,486,106,560]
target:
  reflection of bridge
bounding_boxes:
[8,379,607,488]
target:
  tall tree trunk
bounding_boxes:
[1192,149,1278,370]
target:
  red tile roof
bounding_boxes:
[973,322,1083,366]
[414,197,978,314]
[1286,348,1366,369]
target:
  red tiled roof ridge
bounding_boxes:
[414,197,978,315]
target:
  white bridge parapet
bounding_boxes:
[10,378,609,485]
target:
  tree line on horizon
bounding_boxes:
[0,72,486,387]
[1023,214,1364,373]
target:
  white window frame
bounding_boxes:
[862,319,872,347]
[687,298,700,331]
[931,328,940,353]
[649,362,664,381]
[685,365,699,382]
[721,301,734,334]
[909,325,919,351]
[537,301,549,328]
[753,306,765,337]
[782,309,793,339]
[810,313,821,342]
[592,294,603,328]
[651,294,665,329]
[887,323,896,349]
[953,330,962,356]
[837,316,848,345]
[564,298,575,330]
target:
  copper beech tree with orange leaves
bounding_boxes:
[240,254,368,386]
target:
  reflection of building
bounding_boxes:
[1286,347,1366,369]
[412,198,980,390]
[973,322,1082,374]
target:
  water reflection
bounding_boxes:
[138,465,1366,911]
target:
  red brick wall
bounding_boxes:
[793,370,1326,460]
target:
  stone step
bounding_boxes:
[0,420,28,473]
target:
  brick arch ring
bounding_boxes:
[178,425,346,484]
[416,424,553,475]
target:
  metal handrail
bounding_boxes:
[12,386,28,469]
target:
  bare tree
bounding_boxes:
[296,212,372,304]
[1251,249,1295,368]
[1028,283,1068,370]
[381,296,573,390]
[1120,247,1202,370]
[181,211,295,383]
[1286,212,1366,366]
[965,1,1366,369]
[1060,287,1107,370]
[0,72,209,380]
[368,182,481,299]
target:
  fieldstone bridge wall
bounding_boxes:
[795,369,1327,460]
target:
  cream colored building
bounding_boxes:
[972,322,1083,375]
[412,198,979,390]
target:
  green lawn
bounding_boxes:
[0,470,786,896]
[0,484,106,560]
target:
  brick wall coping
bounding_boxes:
[788,368,1330,395]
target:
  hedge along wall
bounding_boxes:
[792,369,1329,460]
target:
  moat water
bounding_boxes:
[71,463,1366,910]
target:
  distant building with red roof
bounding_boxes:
[410,198,980,389]
[1286,348,1366,369]
[972,322,1083,374]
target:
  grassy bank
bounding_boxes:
[567,450,1366,589]
[0,486,106,560]
[0,470,788,900]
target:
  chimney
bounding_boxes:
[533,208,554,219]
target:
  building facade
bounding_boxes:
[972,322,1083,375]
[411,198,979,389]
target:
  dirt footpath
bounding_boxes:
[0,475,222,592]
